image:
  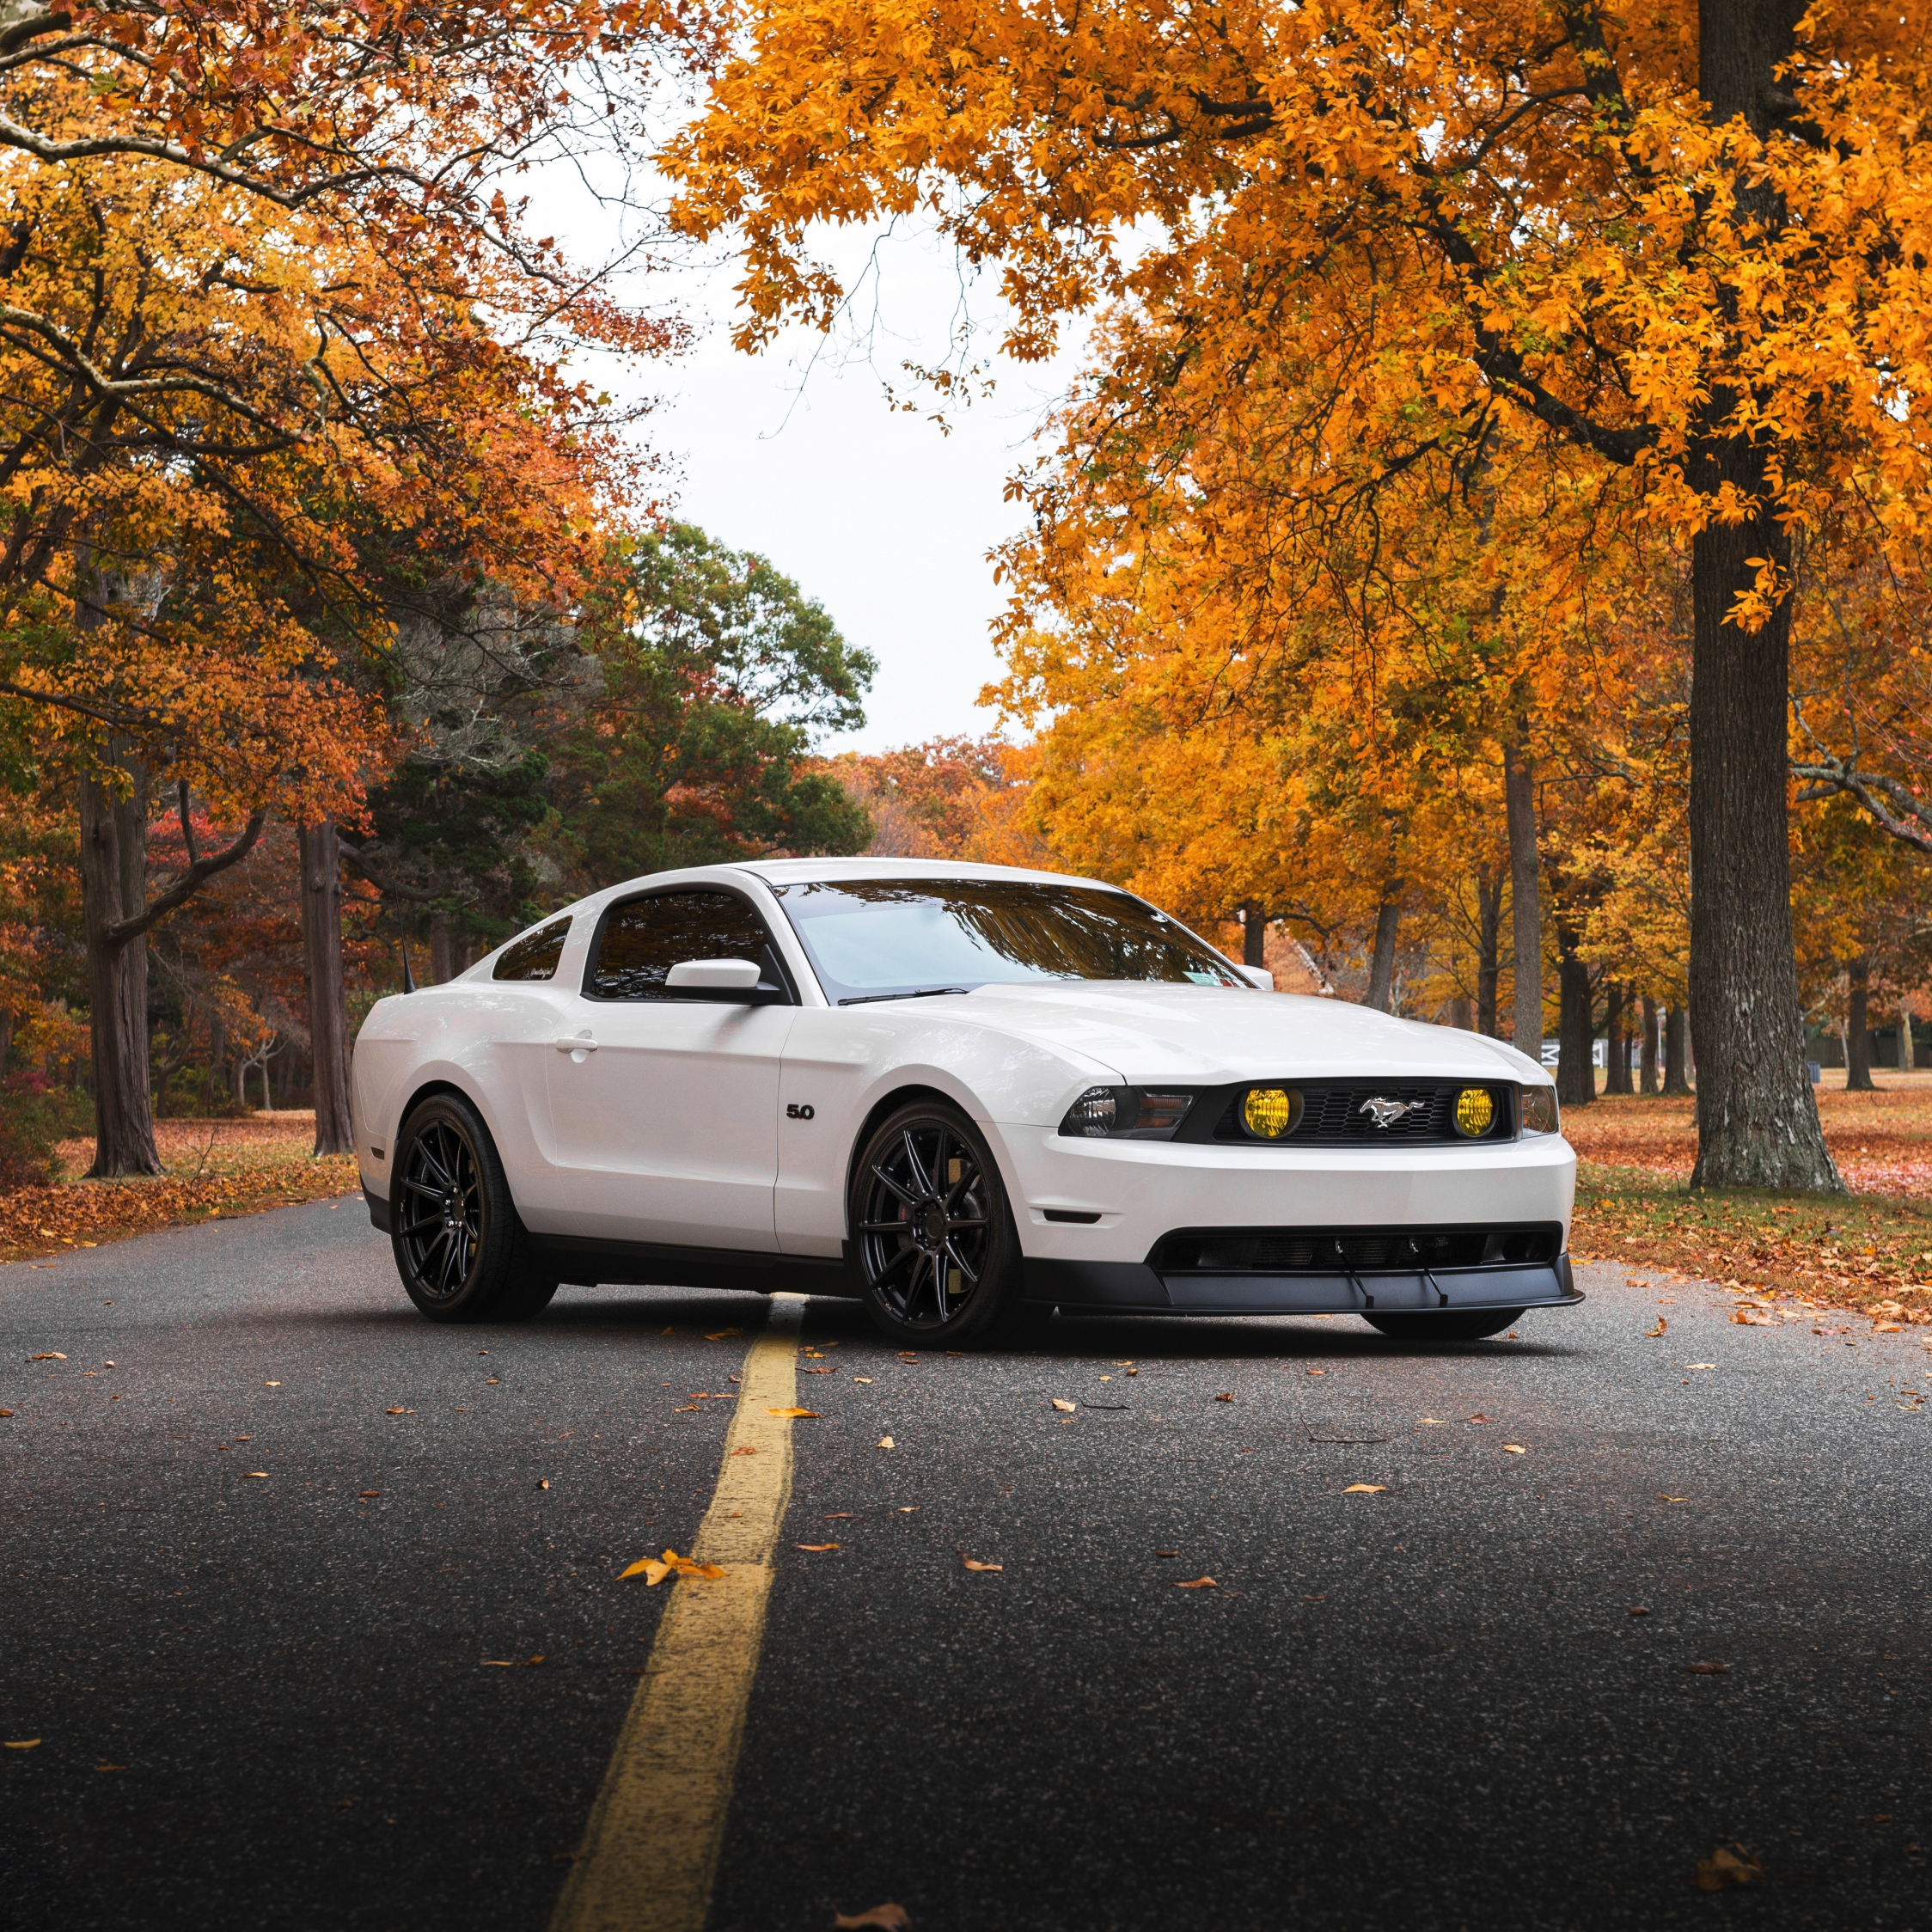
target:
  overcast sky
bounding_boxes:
[580,212,1089,755]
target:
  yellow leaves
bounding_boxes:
[705,1328,743,1341]
[27,1352,65,1361]
[1342,1483,1386,1494]
[620,1550,727,1586]
[1049,1398,1076,1412]
[876,1436,896,1449]
[1501,1443,1526,1454]
[5,1739,42,1748]
[767,1407,820,1418]
[1173,1576,1219,1589]
[795,1543,840,1553]
[1694,1844,1761,1891]
[1646,1317,1668,1337]
[961,1556,1002,1572]
[241,1470,269,1478]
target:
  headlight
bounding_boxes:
[1059,1086,1195,1140]
[1519,1085,1560,1136]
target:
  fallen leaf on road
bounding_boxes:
[242,1471,269,1478]
[359,1490,380,1499]
[802,1366,835,1374]
[1417,1417,1447,1425]
[768,1408,820,1419]
[1657,1494,1690,1502]
[660,1326,676,1336]
[1646,1318,1667,1337]
[525,1655,546,1666]
[536,1479,550,1489]
[1215,1392,1233,1402]
[832,1906,909,1930]
[1467,1413,1490,1424]
[1686,1661,1730,1675]
[619,1558,672,1585]
[621,1549,726,1584]
[962,1557,1003,1572]
[1050,1398,1076,1412]
[731,1446,759,1456]
[705,1329,743,1341]
[27,1352,64,1361]
[1307,1367,1326,1376]
[1156,1550,1178,1557]
[796,1543,840,1553]
[822,1512,853,1519]
[481,1660,517,1667]
[1693,1843,1762,1890]
[1687,1363,1717,1371]
[4,1739,40,1748]
[1342,1483,1387,1494]
[1502,1444,1526,1454]
[386,1408,405,1415]
[1875,1323,1903,1333]
[1174,1576,1219,1588]
[1629,1606,1650,1616]
[853,1375,874,1383]
[877,1436,894,1449]
[95,1764,125,1772]
[266,1381,280,1387]
[486,1378,500,1385]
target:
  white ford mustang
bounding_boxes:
[352,859,1579,1346]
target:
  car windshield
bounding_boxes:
[770,877,1245,1003]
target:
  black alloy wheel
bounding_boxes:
[390,1092,558,1323]
[850,1103,1026,1345]
[1362,1306,1526,1342]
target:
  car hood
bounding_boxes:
[952,982,1546,1085]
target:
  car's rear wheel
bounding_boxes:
[849,1102,1028,1347]
[390,1092,555,1323]
[1362,1307,1525,1342]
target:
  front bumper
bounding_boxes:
[1005,1125,1579,1313]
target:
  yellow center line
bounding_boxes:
[548,1293,807,1932]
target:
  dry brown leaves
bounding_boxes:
[1,1113,358,1262]
[1694,1843,1762,1890]
[832,1907,909,1930]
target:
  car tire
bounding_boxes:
[848,1101,1028,1348]
[1362,1307,1526,1342]
[389,1091,550,1323]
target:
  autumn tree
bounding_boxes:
[669,0,1932,1189]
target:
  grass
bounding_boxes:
[1568,1079,1932,1322]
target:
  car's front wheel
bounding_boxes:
[390,1092,556,1323]
[849,1102,1028,1347]
[1362,1307,1525,1342]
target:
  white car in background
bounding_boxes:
[351,859,1579,1347]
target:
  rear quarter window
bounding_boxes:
[492,916,572,982]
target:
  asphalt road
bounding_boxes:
[3,1201,1929,1931]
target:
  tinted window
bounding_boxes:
[587,891,779,1000]
[772,878,1244,1003]
[492,915,572,982]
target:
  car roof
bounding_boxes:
[731,856,1131,893]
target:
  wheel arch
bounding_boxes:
[393,1075,515,1174]
[841,1082,1024,1243]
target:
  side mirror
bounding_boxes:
[665,957,764,992]
[1236,964,1275,991]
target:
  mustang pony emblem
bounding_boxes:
[1359,1095,1428,1129]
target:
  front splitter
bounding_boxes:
[1023,1256,1580,1314]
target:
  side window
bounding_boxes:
[492,915,572,982]
[587,891,780,1000]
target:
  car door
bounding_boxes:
[546,887,796,1250]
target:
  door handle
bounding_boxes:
[555,1034,600,1054]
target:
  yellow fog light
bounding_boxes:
[1455,1087,1495,1138]
[1243,1087,1297,1140]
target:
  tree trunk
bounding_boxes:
[1641,994,1660,1095]
[1605,980,1633,1094]
[1684,0,1839,1189]
[1238,899,1265,969]
[1845,958,1874,1091]
[1556,930,1594,1108]
[0,1004,11,1079]
[1476,865,1501,1036]
[299,822,356,1156]
[1899,1003,1917,1073]
[1505,737,1542,1055]
[1365,899,1401,1012]
[431,909,455,985]
[1663,1005,1691,1095]
[77,766,162,1177]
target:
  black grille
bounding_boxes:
[1211,1081,1509,1146]
[1152,1225,1562,1274]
